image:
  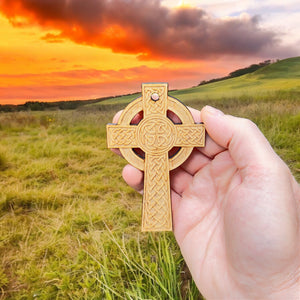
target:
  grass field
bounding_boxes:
[0,57,299,299]
[0,110,201,299]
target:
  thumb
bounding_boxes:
[201,106,280,171]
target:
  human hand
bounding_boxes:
[112,106,300,299]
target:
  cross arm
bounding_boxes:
[174,124,205,147]
[107,124,139,148]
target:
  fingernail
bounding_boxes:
[204,105,224,117]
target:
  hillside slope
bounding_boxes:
[252,56,300,79]
[90,56,300,107]
[171,56,300,103]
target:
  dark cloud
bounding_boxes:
[0,0,291,60]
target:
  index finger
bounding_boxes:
[188,106,225,159]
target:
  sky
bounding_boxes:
[0,0,299,105]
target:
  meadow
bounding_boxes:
[0,109,201,299]
[0,58,299,299]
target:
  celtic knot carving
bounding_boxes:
[107,127,137,148]
[143,86,167,115]
[143,154,171,231]
[175,126,205,147]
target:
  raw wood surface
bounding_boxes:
[107,83,205,231]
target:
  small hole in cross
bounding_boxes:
[151,93,159,101]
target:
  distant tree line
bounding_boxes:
[0,93,142,112]
[0,93,138,112]
[0,99,105,112]
[198,60,274,86]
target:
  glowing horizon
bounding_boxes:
[0,0,298,105]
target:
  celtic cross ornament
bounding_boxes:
[107,83,205,231]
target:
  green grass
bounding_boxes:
[0,110,199,299]
[0,57,299,298]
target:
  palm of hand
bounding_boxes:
[172,147,299,299]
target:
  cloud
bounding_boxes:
[0,0,294,60]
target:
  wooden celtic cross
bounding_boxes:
[107,83,205,231]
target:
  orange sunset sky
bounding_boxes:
[0,0,299,105]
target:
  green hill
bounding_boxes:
[253,56,300,79]
[90,56,300,107]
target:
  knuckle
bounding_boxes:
[241,118,258,131]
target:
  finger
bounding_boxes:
[170,167,193,196]
[112,110,123,124]
[201,105,280,173]
[188,107,226,159]
[187,106,202,123]
[180,148,211,175]
[122,164,144,194]
[171,188,182,214]
[111,148,122,157]
[198,134,226,159]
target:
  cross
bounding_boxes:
[107,83,205,232]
